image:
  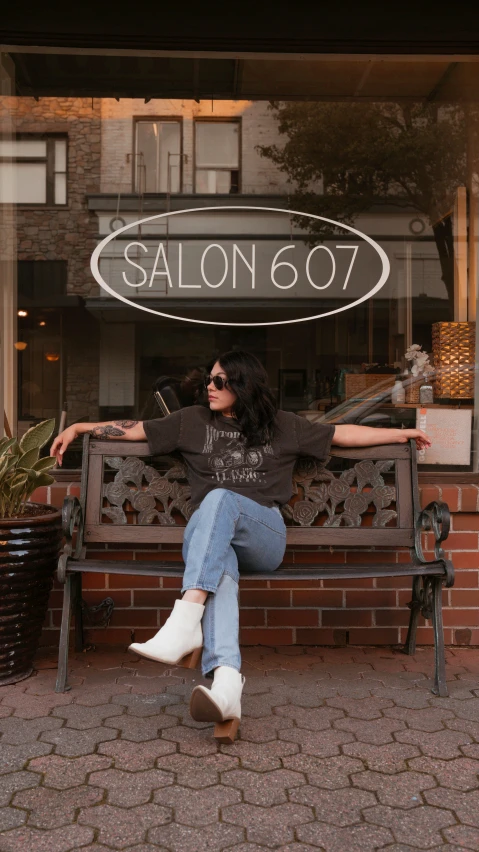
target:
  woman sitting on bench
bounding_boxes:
[51,350,430,742]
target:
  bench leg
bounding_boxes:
[404,576,421,656]
[73,573,84,653]
[431,576,448,698]
[55,574,75,693]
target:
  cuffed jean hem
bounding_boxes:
[181,584,217,595]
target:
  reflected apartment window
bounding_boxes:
[195,120,240,193]
[0,135,67,205]
[135,120,181,193]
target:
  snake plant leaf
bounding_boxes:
[8,472,29,489]
[19,419,55,454]
[32,456,57,472]
[32,472,55,488]
[18,448,40,470]
[0,437,16,456]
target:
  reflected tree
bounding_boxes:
[258,102,473,305]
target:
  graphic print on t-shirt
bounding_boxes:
[203,424,273,485]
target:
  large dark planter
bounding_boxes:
[0,503,63,685]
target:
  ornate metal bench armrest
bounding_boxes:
[414,500,454,586]
[57,496,85,583]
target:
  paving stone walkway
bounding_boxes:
[0,645,478,852]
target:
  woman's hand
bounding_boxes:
[50,425,78,466]
[401,429,431,451]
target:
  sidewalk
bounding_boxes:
[0,645,478,852]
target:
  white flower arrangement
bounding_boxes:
[404,344,434,377]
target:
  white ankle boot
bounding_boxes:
[189,666,245,742]
[128,599,204,666]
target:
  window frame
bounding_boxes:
[132,116,183,194]
[0,133,68,208]
[193,117,241,194]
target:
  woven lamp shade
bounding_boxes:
[432,322,476,399]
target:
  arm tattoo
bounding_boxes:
[90,425,125,439]
[89,421,138,440]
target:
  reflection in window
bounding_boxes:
[0,136,67,206]
[195,121,239,193]
[135,120,181,193]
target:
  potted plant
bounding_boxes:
[0,419,63,685]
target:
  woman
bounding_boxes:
[51,350,431,742]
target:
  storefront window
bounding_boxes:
[1,53,477,474]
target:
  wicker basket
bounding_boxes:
[432,322,476,399]
[405,379,422,404]
[345,373,396,399]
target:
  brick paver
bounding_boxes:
[0,644,477,851]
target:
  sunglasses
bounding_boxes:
[204,374,231,391]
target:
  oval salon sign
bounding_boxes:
[90,206,390,327]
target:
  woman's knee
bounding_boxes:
[198,488,237,512]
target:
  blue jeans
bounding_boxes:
[181,488,287,677]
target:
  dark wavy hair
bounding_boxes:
[203,350,278,447]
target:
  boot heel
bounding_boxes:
[214,718,239,744]
[178,647,202,669]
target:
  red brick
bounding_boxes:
[322,610,372,627]
[454,628,479,645]
[67,484,81,497]
[440,487,460,513]
[267,609,318,627]
[459,486,479,512]
[30,486,48,504]
[436,532,478,550]
[136,550,183,562]
[293,550,346,564]
[88,550,135,561]
[82,573,108,590]
[375,609,411,627]
[296,628,337,644]
[240,628,293,645]
[292,590,342,607]
[451,590,479,607]
[375,575,411,589]
[449,552,479,569]
[161,577,183,588]
[133,589,179,607]
[420,486,441,508]
[348,628,399,645]
[443,609,479,626]
[345,550,397,564]
[239,609,266,627]
[109,574,160,589]
[111,609,158,627]
[258,579,312,588]
[240,590,291,607]
[452,514,479,531]
[322,578,375,588]
[454,570,479,587]
[346,590,397,608]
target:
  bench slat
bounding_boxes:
[68,560,447,580]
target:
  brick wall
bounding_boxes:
[32,481,479,649]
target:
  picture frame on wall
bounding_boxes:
[278,369,307,410]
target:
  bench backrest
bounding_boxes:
[81,436,419,548]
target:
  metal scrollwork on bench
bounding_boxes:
[100,453,397,530]
[102,456,194,525]
[281,456,397,528]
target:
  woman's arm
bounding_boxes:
[332,425,431,451]
[50,419,147,466]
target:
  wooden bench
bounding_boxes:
[55,434,454,696]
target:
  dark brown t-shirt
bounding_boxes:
[143,406,335,509]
